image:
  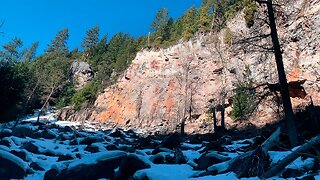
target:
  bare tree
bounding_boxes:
[257,0,298,146]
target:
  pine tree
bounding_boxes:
[46,28,69,54]
[81,25,100,56]
[150,8,169,32]
[182,6,198,40]
[0,37,23,61]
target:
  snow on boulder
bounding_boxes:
[46,150,127,179]
[0,149,28,179]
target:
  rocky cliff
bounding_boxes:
[63,0,320,134]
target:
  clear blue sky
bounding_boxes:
[0,0,201,55]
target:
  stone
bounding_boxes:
[0,150,27,179]
[30,162,45,171]
[195,153,224,170]
[84,145,100,153]
[58,154,74,162]
[116,154,151,179]
[282,168,304,178]
[12,125,38,138]
[10,150,27,161]
[70,61,94,89]
[21,142,40,154]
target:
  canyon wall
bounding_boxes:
[63,0,320,134]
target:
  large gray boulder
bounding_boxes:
[70,61,94,89]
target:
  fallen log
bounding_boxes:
[262,135,320,178]
[207,127,280,177]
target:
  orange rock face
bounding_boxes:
[65,0,320,134]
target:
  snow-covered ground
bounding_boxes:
[0,111,319,179]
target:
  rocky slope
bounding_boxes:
[63,0,320,134]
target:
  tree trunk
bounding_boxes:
[37,86,55,123]
[266,0,298,146]
[212,106,218,131]
[13,82,39,127]
[263,135,320,178]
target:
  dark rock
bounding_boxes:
[109,128,126,138]
[188,135,202,144]
[152,133,181,155]
[174,148,187,164]
[10,150,27,161]
[105,144,119,150]
[0,138,12,147]
[44,168,59,180]
[58,154,74,162]
[282,168,304,178]
[63,126,74,132]
[200,141,225,153]
[79,137,103,145]
[84,145,100,153]
[21,142,40,154]
[12,125,39,138]
[151,154,165,164]
[116,154,151,179]
[69,139,78,145]
[41,129,56,139]
[118,146,135,153]
[161,133,181,149]
[30,162,45,171]
[195,153,224,170]
[0,150,26,179]
[135,137,157,149]
[0,129,12,138]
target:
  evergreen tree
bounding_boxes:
[81,25,100,57]
[182,6,198,40]
[46,28,69,54]
[0,37,23,61]
[150,8,169,32]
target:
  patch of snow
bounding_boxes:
[134,164,194,180]
[68,150,127,170]
[190,172,239,180]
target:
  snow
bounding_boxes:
[0,149,28,171]
[68,150,127,170]
[135,164,195,180]
[0,110,319,179]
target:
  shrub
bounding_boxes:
[231,67,256,120]
[224,27,234,46]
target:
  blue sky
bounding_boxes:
[0,0,201,55]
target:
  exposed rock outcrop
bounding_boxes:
[70,61,94,90]
[65,0,320,134]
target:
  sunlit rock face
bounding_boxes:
[70,61,94,90]
[65,0,320,134]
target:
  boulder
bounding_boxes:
[115,154,151,179]
[84,145,100,153]
[21,142,40,154]
[12,125,38,138]
[0,150,27,179]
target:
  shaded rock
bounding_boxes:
[105,144,119,150]
[84,145,100,153]
[69,139,78,145]
[79,137,103,145]
[115,154,151,179]
[58,154,74,162]
[44,168,59,180]
[0,150,27,179]
[10,150,27,161]
[30,162,45,171]
[41,129,56,139]
[12,125,38,138]
[109,128,126,138]
[0,128,12,138]
[282,168,304,178]
[174,148,187,164]
[195,153,224,170]
[152,133,181,154]
[21,142,40,154]
[135,137,157,149]
[151,154,165,164]
[0,138,11,147]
